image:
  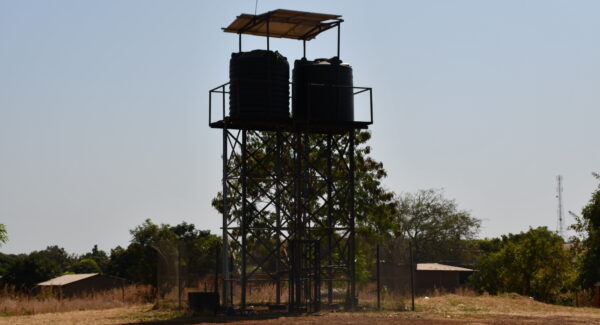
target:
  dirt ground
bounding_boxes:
[3,294,600,325]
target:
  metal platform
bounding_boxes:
[209,117,370,134]
[209,82,373,134]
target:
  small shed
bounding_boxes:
[37,273,129,298]
[380,262,474,295]
[415,263,473,294]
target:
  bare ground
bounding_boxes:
[3,294,600,325]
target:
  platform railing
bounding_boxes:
[208,81,373,128]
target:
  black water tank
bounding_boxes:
[229,50,290,119]
[292,57,354,122]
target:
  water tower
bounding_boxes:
[208,9,373,312]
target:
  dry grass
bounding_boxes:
[3,287,600,324]
[416,292,600,316]
[0,285,153,316]
[0,304,179,325]
[4,294,600,325]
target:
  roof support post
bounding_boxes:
[303,39,306,59]
[337,23,341,58]
[266,18,270,50]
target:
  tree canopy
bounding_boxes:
[0,224,7,246]
[106,219,220,286]
[469,227,574,302]
[69,258,102,274]
[2,251,62,291]
[570,172,600,289]
[392,189,481,263]
[80,245,109,273]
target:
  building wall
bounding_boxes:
[380,263,472,295]
[415,271,460,295]
[62,275,128,297]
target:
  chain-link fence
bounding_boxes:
[154,239,219,309]
[357,238,475,310]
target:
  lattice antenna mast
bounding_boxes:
[556,175,564,239]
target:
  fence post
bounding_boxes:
[214,245,220,298]
[409,241,415,311]
[178,243,182,310]
[376,244,381,310]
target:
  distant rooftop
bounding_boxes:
[37,273,98,286]
[417,263,473,272]
[223,9,342,41]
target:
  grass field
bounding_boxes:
[2,294,600,324]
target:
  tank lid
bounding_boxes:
[312,57,350,67]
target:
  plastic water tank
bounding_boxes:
[229,50,290,119]
[292,57,354,122]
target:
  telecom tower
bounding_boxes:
[208,10,374,312]
[556,175,564,239]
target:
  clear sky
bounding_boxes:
[1,0,599,255]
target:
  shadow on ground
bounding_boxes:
[123,311,296,325]
[123,313,599,325]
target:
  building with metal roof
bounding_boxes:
[37,273,129,298]
[417,263,474,272]
[380,263,474,295]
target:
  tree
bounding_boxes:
[69,258,102,274]
[106,219,220,287]
[389,189,481,264]
[0,253,16,277]
[38,246,76,272]
[80,245,109,273]
[469,227,574,302]
[0,224,9,276]
[570,172,600,289]
[106,219,174,285]
[1,245,74,290]
[2,252,62,291]
[0,224,7,246]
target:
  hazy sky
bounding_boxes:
[1,0,599,255]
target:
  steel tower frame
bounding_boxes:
[215,123,359,311]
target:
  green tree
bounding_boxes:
[389,189,481,264]
[0,224,7,246]
[171,222,221,278]
[106,219,174,285]
[570,172,600,289]
[0,225,9,276]
[80,245,109,273]
[106,219,220,286]
[106,245,138,281]
[69,258,102,274]
[2,252,62,291]
[469,227,574,302]
[37,245,75,272]
[0,253,16,277]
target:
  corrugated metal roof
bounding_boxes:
[223,9,342,41]
[37,273,98,286]
[417,263,473,272]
